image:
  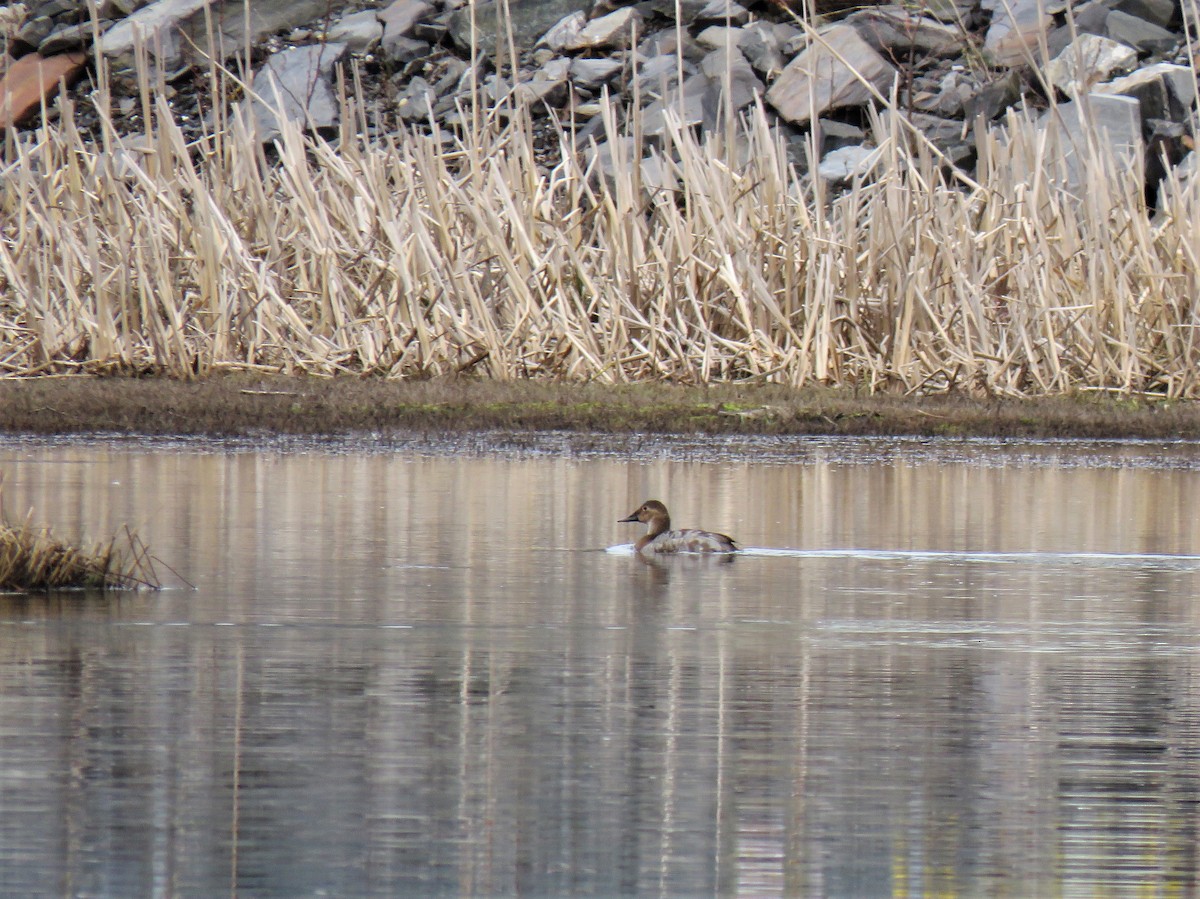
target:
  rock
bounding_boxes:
[39,21,101,56]
[816,117,867,156]
[647,0,749,24]
[379,0,434,49]
[983,0,1053,66]
[586,136,677,193]
[395,74,435,121]
[766,24,899,126]
[1046,1,1112,57]
[381,34,431,66]
[563,7,641,51]
[324,9,383,53]
[641,46,760,134]
[1043,92,1142,189]
[447,0,590,58]
[913,67,976,116]
[101,0,332,78]
[488,57,570,107]
[1095,62,1195,125]
[569,57,623,89]
[1104,9,1178,55]
[847,7,963,58]
[632,53,687,101]
[1045,34,1136,97]
[886,109,975,164]
[818,144,880,181]
[964,70,1023,119]
[538,11,586,51]
[736,21,800,78]
[14,15,55,55]
[250,42,348,141]
[1114,0,1175,28]
[0,49,84,128]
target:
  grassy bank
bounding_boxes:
[0,37,1198,397]
[1,375,1197,438]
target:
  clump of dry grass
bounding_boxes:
[0,515,159,591]
[0,27,1196,396]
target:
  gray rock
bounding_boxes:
[632,53,687,101]
[586,136,677,193]
[1046,1,1113,57]
[101,0,332,77]
[563,7,641,51]
[647,0,749,24]
[766,25,899,126]
[737,21,800,78]
[885,109,975,164]
[1115,0,1175,28]
[382,34,431,66]
[847,7,962,58]
[1045,34,1136,97]
[396,75,435,122]
[570,57,623,89]
[15,15,56,52]
[964,70,1023,119]
[1042,92,1142,189]
[324,10,383,53]
[250,42,348,141]
[538,11,586,51]
[816,118,867,156]
[641,46,759,134]
[1102,62,1195,106]
[39,21,100,55]
[984,0,1053,66]
[379,0,434,47]
[1105,9,1179,54]
[818,144,880,182]
[1095,62,1196,120]
[913,68,976,116]
[448,0,590,57]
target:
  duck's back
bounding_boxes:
[647,528,737,554]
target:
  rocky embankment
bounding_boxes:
[0,0,1195,195]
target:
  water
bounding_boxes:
[1,434,1199,896]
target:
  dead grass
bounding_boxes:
[0,513,160,591]
[0,14,1196,396]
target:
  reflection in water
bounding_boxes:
[0,437,1198,894]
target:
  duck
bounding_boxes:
[619,500,738,554]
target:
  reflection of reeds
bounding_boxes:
[0,36,1195,394]
[0,516,160,591]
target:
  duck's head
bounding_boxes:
[620,500,670,527]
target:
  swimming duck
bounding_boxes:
[619,500,738,554]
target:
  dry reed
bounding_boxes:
[0,514,159,591]
[0,26,1197,396]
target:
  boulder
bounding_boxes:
[1104,9,1178,54]
[818,144,880,182]
[1043,92,1142,189]
[250,42,349,141]
[562,7,641,51]
[323,10,383,53]
[983,0,1053,66]
[379,0,435,50]
[766,25,899,125]
[847,7,963,58]
[1044,34,1136,97]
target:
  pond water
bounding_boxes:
[1,433,1200,896]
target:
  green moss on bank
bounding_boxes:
[0,374,1197,439]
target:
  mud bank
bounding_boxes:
[0,375,1197,440]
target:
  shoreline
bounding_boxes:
[0,375,1197,440]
